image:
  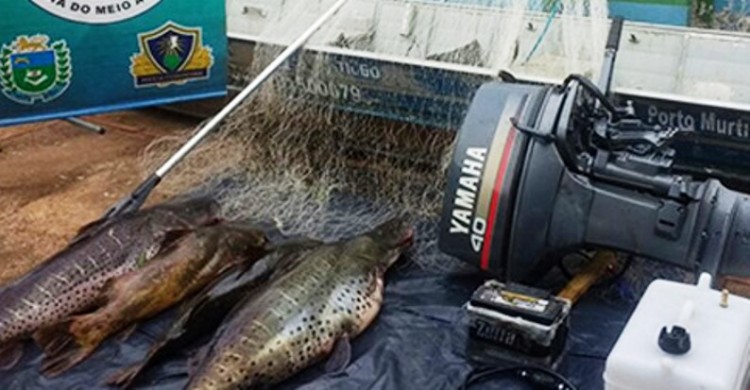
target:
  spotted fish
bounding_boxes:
[35,222,270,377]
[187,218,413,390]
[0,197,222,369]
[107,239,324,389]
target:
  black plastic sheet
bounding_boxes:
[0,190,642,390]
[0,259,636,390]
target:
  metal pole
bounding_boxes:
[65,117,106,135]
[156,0,348,178]
[103,0,349,219]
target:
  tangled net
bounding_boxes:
[141,47,462,271]
[140,1,704,284]
[692,0,750,31]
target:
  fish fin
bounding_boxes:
[229,238,320,281]
[33,320,74,355]
[140,229,192,268]
[68,218,111,245]
[264,240,322,280]
[105,364,143,389]
[129,229,188,270]
[35,319,95,376]
[41,341,95,377]
[0,340,24,370]
[161,229,193,250]
[325,336,352,376]
[105,335,165,389]
[183,254,284,326]
[116,323,139,342]
[98,277,119,305]
[274,238,324,251]
[187,347,208,377]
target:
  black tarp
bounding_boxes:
[2,191,684,390]
[0,260,639,390]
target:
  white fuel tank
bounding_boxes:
[604,274,750,390]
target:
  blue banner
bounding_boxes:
[0,0,227,127]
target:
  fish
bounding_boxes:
[34,222,271,377]
[187,217,414,390]
[107,239,324,389]
[0,197,221,370]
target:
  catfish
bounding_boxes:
[35,222,270,377]
[0,197,221,369]
[187,218,413,390]
[107,239,324,389]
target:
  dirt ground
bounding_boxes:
[0,110,201,285]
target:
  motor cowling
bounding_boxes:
[440,79,750,287]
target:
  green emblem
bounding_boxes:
[0,34,72,105]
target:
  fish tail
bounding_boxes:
[33,320,75,356]
[105,337,167,388]
[34,317,98,377]
[0,340,24,370]
[106,364,144,389]
[41,341,95,377]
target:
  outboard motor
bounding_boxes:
[439,75,750,289]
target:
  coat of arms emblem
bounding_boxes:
[131,22,214,88]
[0,35,72,105]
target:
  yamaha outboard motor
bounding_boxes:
[439,75,750,287]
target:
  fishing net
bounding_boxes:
[142,62,460,272]
[142,0,695,293]
[693,0,750,31]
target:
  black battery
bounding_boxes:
[466,280,570,367]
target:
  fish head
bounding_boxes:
[221,223,271,260]
[156,197,223,227]
[358,217,414,269]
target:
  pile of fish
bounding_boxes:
[0,196,414,390]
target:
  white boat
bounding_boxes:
[222,0,750,176]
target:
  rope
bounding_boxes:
[523,0,562,64]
